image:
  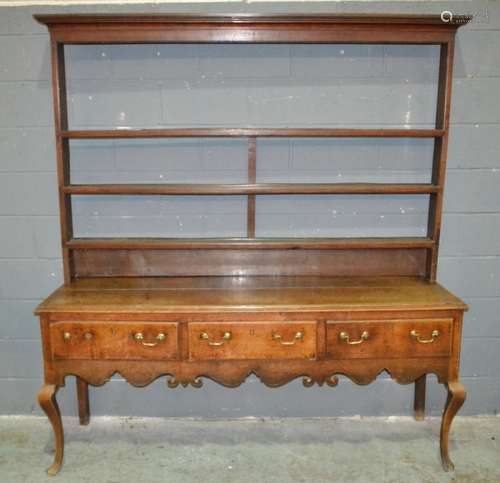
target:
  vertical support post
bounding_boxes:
[427,38,455,281]
[247,137,257,238]
[414,374,426,421]
[50,37,73,283]
[51,37,87,429]
[76,377,90,425]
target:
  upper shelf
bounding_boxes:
[34,13,471,44]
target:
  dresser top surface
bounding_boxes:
[35,276,466,314]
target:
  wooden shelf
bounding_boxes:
[66,237,435,250]
[61,128,445,139]
[64,183,439,196]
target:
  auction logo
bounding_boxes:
[441,11,471,24]
[441,10,453,23]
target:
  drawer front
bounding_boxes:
[188,321,317,360]
[50,322,179,360]
[326,319,453,359]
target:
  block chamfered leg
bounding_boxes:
[76,377,90,426]
[440,381,466,472]
[414,374,426,421]
[37,384,64,476]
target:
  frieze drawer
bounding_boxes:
[188,321,317,360]
[326,319,453,359]
[50,322,179,361]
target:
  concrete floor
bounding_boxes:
[0,416,499,483]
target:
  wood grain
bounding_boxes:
[76,378,90,425]
[60,128,445,139]
[34,14,468,45]
[50,39,73,283]
[46,358,453,389]
[427,40,455,281]
[70,248,428,278]
[64,183,439,196]
[414,375,427,421]
[37,384,63,475]
[65,237,435,250]
[35,276,466,314]
[188,321,317,360]
[50,321,179,360]
[440,381,466,471]
[247,137,256,238]
[326,319,452,359]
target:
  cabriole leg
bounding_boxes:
[414,374,426,421]
[37,384,64,476]
[440,381,466,472]
[76,377,90,426]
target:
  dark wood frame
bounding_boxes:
[34,13,470,476]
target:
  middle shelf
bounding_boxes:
[63,183,440,195]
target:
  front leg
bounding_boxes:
[37,384,64,476]
[440,381,466,471]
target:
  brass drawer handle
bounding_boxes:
[410,329,440,344]
[63,331,92,341]
[272,331,304,346]
[200,331,232,346]
[133,332,166,347]
[339,331,369,345]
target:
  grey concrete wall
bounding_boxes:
[0,1,499,417]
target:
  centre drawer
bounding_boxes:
[326,319,453,359]
[50,321,179,360]
[188,321,317,360]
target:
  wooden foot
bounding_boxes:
[76,377,90,426]
[440,381,466,472]
[414,375,426,421]
[37,384,64,476]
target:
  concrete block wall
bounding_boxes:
[0,1,499,417]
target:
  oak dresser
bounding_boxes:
[34,13,470,475]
